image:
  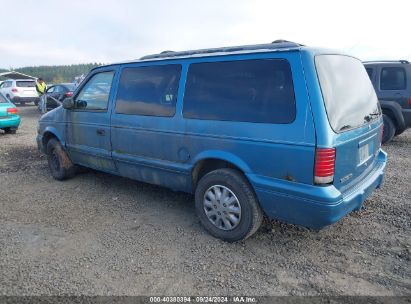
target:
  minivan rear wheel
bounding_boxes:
[46,138,76,180]
[195,168,263,242]
[382,114,395,144]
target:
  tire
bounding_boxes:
[195,168,263,242]
[46,138,76,180]
[4,127,16,134]
[34,100,39,106]
[382,114,395,144]
[20,101,25,106]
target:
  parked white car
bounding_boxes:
[0,79,39,105]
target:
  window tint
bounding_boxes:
[16,81,35,87]
[116,65,181,116]
[75,71,114,110]
[183,59,296,123]
[365,68,373,79]
[380,67,406,90]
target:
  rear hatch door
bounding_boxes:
[333,121,382,192]
[315,55,383,192]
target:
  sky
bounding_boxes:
[0,0,410,68]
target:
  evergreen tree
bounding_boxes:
[0,63,102,82]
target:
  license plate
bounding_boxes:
[359,144,370,164]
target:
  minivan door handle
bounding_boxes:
[96,129,105,136]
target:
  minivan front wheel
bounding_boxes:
[195,168,263,242]
[382,114,395,144]
[46,138,76,180]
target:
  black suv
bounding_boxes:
[364,60,411,143]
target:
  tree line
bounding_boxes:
[0,63,102,83]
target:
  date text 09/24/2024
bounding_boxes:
[149,296,257,303]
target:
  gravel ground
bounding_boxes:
[0,106,410,296]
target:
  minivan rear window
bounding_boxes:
[16,81,35,87]
[315,55,380,133]
[183,59,296,124]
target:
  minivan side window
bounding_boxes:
[115,65,181,117]
[380,67,406,90]
[183,59,296,124]
[75,71,114,111]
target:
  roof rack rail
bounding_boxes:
[140,40,302,60]
[364,59,410,64]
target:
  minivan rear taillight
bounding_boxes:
[7,108,18,114]
[65,91,73,97]
[11,88,18,93]
[408,97,411,107]
[314,148,336,185]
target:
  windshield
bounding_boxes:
[16,81,36,87]
[315,55,380,132]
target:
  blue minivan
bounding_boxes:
[37,41,387,242]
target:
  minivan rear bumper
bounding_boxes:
[250,149,387,230]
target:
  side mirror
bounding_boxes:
[62,98,74,109]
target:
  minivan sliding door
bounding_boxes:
[111,64,189,191]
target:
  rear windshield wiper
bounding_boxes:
[338,125,352,132]
[364,113,380,122]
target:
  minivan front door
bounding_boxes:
[65,70,117,173]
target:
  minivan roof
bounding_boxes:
[94,40,302,69]
[139,40,303,60]
[94,40,352,71]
